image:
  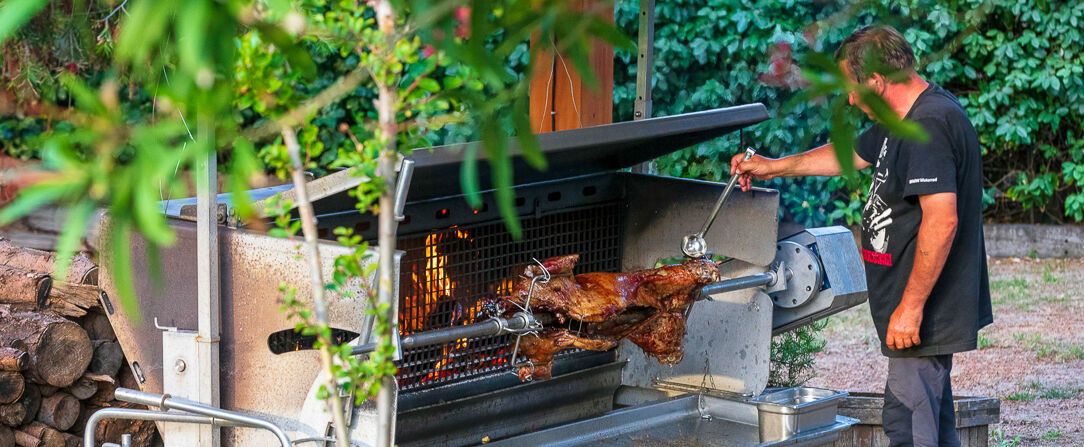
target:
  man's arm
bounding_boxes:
[885,192,958,350]
[729,143,873,191]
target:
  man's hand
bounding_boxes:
[730,154,780,191]
[885,305,923,350]
[727,144,871,191]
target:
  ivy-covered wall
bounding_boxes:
[613,0,1084,226]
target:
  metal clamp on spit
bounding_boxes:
[350,259,547,358]
[506,258,550,380]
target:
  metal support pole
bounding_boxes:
[633,0,654,122]
[195,139,221,446]
[632,0,656,174]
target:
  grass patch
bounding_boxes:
[1002,391,1035,401]
[1011,333,1084,362]
[1042,264,1060,283]
[1025,380,1083,399]
[991,428,1021,447]
[1041,429,1062,441]
[991,277,1028,291]
[1038,294,1070,305]
[977,332,995,349]
[990,277,1031,308]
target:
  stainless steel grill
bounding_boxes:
[107,104,870,446]
[396,202,622,391]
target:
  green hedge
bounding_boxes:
[3,0,1082,224]
[614,0,1084,226]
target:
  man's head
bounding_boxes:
[836,25,920,116]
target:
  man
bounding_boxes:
[731,25,992,447]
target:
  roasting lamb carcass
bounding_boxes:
[483,255,720,381]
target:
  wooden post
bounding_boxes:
[529,0,614,133]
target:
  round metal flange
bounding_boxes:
[769,241,823,309]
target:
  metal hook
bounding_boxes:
[153,317,177,332]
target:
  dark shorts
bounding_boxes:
[883,355,961,447]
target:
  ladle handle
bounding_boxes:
[697,147,756,238]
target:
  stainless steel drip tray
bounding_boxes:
[487,393,857,447]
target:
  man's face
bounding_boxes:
[840,61,878,119]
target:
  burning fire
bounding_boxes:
[402,226,522,384]
[406,227,477,382]
[406,228,470,333]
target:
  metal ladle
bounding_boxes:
[681,147,757,258]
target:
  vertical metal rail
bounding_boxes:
[633,0,654,122]
[632,0,656,174]
[195,139,221,446]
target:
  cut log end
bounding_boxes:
[0,266,52,309]
[0,371,24,405]
[19,423,62,447]
[36,392,79,431]
[30,322,93,388]
[0,383,39,427]
[0,347,28,372]
[63,376,96,401]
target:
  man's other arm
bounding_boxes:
[729,143,872,191]
[885,192,958,350]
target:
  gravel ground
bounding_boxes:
[806,258,1084,446]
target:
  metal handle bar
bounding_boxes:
[113,388,292,447]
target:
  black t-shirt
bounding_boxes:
[855,83,992,358]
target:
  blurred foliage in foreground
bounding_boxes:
[614,0,1084,226]
[3,0,1083,228]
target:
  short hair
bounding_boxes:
[835,25,917,83]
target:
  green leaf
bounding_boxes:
[0,0,47,44]
[109,220,142,321]
[418,78,441,92]
[52,201,95,283]
[0,181,72,225]
[459,142,482,209]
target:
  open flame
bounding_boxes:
[401,226,526,384]
[406,228,470,334]
[406,227,477,382]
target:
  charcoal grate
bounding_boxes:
[396,202,622,392]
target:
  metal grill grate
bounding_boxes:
[396,202,622,392]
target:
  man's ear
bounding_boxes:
[867,73,886,96]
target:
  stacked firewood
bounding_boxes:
[0,239,157,447]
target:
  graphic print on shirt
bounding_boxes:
[862,137,894,265]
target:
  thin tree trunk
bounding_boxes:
[374,3,400,446]
[281,128,351,447]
